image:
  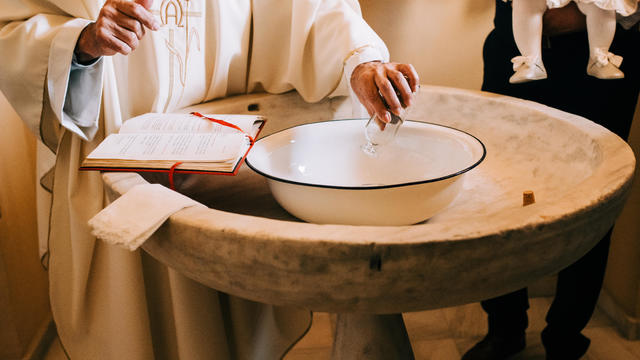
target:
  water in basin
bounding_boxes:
[246,119,485,225]
[265,120,478,187]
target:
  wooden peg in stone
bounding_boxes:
[523,190,535,206]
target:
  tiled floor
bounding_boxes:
[44,297,640,359]
[285,297,640,360]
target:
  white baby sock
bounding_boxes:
[576,2,617,58]
[512,0,548,59]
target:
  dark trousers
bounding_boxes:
[480,1,640,357]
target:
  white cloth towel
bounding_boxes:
[88,183,203,251]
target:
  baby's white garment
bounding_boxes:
[547,0,637,16]
[504,0,637,16]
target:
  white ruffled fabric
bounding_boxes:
[547,0,637,16]
[504,0,638,16]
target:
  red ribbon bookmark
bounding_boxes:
[167,112,256,189]
[168,161,182,190]
[190,111,255,145]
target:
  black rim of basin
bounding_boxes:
[246,119,487,190]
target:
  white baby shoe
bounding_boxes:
[587,48,624,80]
[509,55,547,84]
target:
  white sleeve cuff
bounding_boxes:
[71,52,102,69]
[342,45,386,88]
[48,20,104,141]
[341,45,386,118]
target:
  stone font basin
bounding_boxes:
[102,87,635,314]
[246,119,486,225]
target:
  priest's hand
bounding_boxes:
[74,0,160,64]
[350,62,419,124]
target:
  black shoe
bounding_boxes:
[542,328,591,360]
[461,333,526,360]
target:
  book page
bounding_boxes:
[86,132,247,162]
[119,113,263,135]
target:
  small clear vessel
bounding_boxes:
[362,111,404,156]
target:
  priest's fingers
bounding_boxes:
[374,69,403,117]
[115,15,146,40]
[77,0,158,60]
[75,22,123,61]
[350,61,391,123]
[395,63,419,93]
[135,0,154,10]
[364,81,392,124]
[353,61,419,121]
[115,0,160,31]
[382,62,419,112]
[386,68,413,108]
[110,23,139,55]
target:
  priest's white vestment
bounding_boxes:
[0,0,389,358]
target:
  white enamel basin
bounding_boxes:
[246,119,486,225]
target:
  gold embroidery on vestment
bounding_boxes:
[154,0,202,112]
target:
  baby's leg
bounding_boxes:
[510,0,548,83]
[512,0,548,58]
[575,2,616,57]
[576,2,623,79]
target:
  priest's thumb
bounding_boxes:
[135,0,153,10]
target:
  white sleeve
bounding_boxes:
[49,21,104,141]
[339,45,386,118]
[249,0,390,103]
[0,13,103,142]
[59,53,104,140]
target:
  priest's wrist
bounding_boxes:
[74,23,101,65]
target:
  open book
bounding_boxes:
[80,112,265,175]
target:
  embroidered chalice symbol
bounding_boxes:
[155,0,201,111]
